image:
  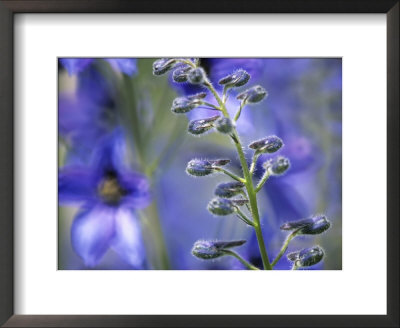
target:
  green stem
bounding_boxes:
[222,250,259,270]
[215,167,245,183]
[234,101,245,122]
[235,208,255,227]
[249,153,259,175]
[271,230,299,268]
[205,80,272,270]
[122,75,171,270]
[255,171,270,193]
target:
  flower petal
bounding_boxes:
[90,128,126,177]
[58,167,96,204]
[59,58,94,75]
[119,171,151,209]
[71,204,116,267]
[105,59,138,76]
[111,208,145,268]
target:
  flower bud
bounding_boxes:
[171,93,206,114]
[280,215,331,235]
[214,181,245,198]
[188,67,206,84]
[218,69,250,88]
[188,115,220,135]
[287,246,324,267]
[264,156,290,175]
[215,117,234,134]
[208,198,236,215]
[207,198,248,216]
[153,58,177,76]
[186,159,213,177]
[192,239,246,260]
[186,158,230,177]
[249,136,283,154]
[237,85,267,104]
[209,159,230,166]
[172,65,192,82]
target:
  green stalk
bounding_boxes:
[205,81,272,270]
[271,230,299,268]
[222,250,260,270]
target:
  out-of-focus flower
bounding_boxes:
[59,67,120,164]
[59,129,151,267]
[60,58,138,76]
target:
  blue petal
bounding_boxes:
[119,171,151,209]
[105,58,138,76]
[71,204,116,267]
[58,167,96,204]
[90,128,127,176]
[111,208,145,268]
[59,58,94,75]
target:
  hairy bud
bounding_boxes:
[188,115,220,135]
[153,58,177,76]
[264,156,290,175]
[192,239,246,260]
[214,181,245,198]
[207,198,248,216]
[218,69,250,88]
[208,198,236,215]
[172,65,192,82]
[171,92,206,114]
[188,67,206,84]
[287,246,324,268]
[249,136,283,154]
[186,158,230,177]
[237,85,268,104]
[215,117,234,134]
[280,215,331,235]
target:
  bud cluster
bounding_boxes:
[152,58,331,270]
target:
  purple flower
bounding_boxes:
[59,129,151,268]
[59,67,119,164]
[59,58,138,76]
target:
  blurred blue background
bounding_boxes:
[58,58,342,270]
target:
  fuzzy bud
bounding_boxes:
[171,92,206,114]
[214,181,245,198]
[192,239,246,260]
[218,69,250,88]
[237,85,268,104]
[207,198,235,216]
[280,215,331,235]
[249,136,283,154]
[153,58,177,76]
[215,117,234,134]
[186,158,230,177]
[188,115,220,135]
[207,198,248,216]
[172,65,192,82]
[188,67,206,84]
[287,246,324,267]
[264,156,290,175]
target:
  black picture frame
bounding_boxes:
[0,1,398,327]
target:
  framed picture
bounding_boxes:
[0,1,398,327]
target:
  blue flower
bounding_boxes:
[59,129,151,268]
[59,67,120,164]
[59,58,138,76]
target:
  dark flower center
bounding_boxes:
[98,173,126,205]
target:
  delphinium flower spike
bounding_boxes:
[153,58,331,270]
